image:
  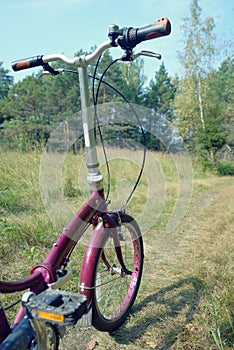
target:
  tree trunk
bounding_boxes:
[210,149,215,165]
[198,77,205,130]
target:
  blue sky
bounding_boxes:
[1,0,233,83]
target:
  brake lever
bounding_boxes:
[38,70,50,80]
[132,50,162,60]
[38,67,64,80]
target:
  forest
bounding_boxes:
[0,0,233,173]
[0,3,234,348]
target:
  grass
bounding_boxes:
[0,149,234,349]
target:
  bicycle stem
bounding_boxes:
[78,66,104,191]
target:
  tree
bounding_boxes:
[143,62,176,151]
[1,76,50,149]
[214,58,234,143]
[174,0,225,166]
[175,0,216,129]
[0,62,13,100]
[119,58,145,104]
[145,62,175,120]
[1,58,83,150]
[91,51,145,105]
[90,52,146,148]
[0,62,14,125]
[205,57,234,159]
[89,50,124,104]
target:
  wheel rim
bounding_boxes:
[94,222,142,321]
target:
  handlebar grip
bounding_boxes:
[12,55,44,72]
[137,17,171,42]
[118,17,171,50]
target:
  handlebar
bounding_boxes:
[11,18,171,72]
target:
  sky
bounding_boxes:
[0,0,233,83]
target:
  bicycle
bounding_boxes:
[0,17,171,349]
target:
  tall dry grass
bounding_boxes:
[0,149,233,348]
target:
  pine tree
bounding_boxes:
[206,58,234,158]
[0,62,13,101]
[0,62,14,125]
[119,58,145,104]
[145,62,175,120]
[144,62,176,151]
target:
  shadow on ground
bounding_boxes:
[111,276,204,349]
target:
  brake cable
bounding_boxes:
[91,56,146,208]
[53,57,147,209]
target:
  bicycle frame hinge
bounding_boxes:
[48,269,73,290]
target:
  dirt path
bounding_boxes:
[60,177,234,350]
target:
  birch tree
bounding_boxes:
[174,0,217,159]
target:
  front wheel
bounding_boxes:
[92,214,144,332]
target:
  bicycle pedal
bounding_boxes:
[23,289,87,326]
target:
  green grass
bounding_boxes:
[0,149,234,349]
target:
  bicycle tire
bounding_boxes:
[27,323,59,350]
[91,213,144,332]
[0,317,59,350]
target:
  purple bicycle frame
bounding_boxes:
[0,63,125,345]
[0,188,107,339]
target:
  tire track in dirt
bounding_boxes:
[142,186,220,287]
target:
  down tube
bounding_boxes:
[44,190,105,270]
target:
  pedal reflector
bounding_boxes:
[37,311,65,323]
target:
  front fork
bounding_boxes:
[79,210,128,306]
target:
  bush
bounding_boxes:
[216,161,234,176]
